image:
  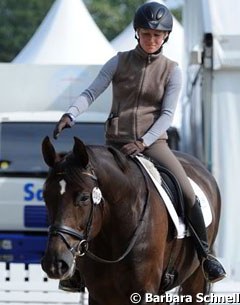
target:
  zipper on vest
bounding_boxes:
[134,57,149,139]
[148,54,151,64]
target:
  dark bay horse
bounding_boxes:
[41,136,221,305]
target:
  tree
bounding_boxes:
[0,0,182,62]
[85,0,182,40]
[85,0,143,41]
[0,0,54,62]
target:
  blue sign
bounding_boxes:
[24,183,43,201]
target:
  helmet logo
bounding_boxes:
[143,6,165,21]
[156,8,165,20]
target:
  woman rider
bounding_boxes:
[53,2,226,291]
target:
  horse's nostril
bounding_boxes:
[57,260,69,275]
[41,256,71,279]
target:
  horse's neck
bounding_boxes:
[90,148,133,202]
[94,157,145,238]
[95,157,137,204]
[89,147,146,225]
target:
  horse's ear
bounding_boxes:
[42,136,57,168]
[73,137,89,168]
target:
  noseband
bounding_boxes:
[48,158,150,264]
[49,224,89,258]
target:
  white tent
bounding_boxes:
[12,0,116,64]
[1,0,116,113]
[182,0,240,279]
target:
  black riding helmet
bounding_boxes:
[133,2,173,32]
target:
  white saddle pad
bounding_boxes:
[135,156,212,239]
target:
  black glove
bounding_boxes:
[121,140,146,156]
[53,114,74,139]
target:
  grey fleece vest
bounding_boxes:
[105,45,176,144]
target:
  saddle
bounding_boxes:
[134,155,212,239]
[154,162,185,219]
[135,155,185,219]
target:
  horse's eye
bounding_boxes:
[75,193,90,206]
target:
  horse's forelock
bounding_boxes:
[48,153,85,186]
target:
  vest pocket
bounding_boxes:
[105,115,119,137]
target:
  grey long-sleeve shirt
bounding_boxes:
[67,54,182,147]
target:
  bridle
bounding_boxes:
[48,166,98,260]
[48,158,150,264]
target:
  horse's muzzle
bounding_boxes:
[41,255,76,280]
[41,241,76,280]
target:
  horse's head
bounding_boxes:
[41,136,104,280]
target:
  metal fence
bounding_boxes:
[0,262,87,304]
[0,262,239,305]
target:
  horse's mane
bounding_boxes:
[107,146,130,173]
[48,144,130,187]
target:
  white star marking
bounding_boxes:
[59,179,67,195]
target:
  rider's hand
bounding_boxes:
[121,140,146,157]
[53,113,74,139]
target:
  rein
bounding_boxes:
[48,157,150,264]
